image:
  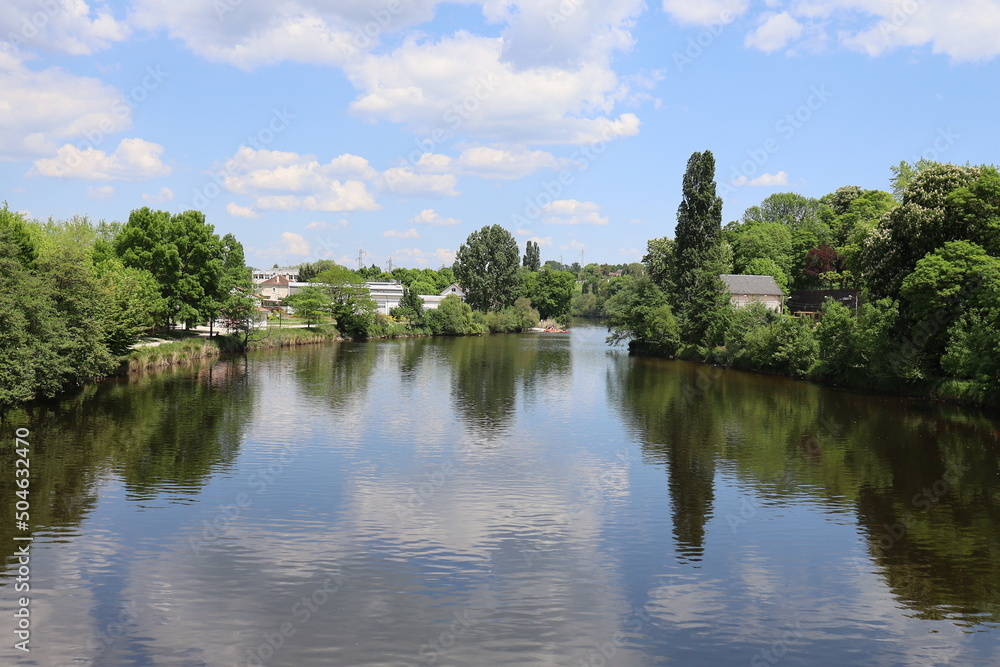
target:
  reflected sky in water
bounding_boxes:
[1,324,999,665]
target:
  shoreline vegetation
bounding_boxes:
[604,152,1000,412]
[3,152,999,413]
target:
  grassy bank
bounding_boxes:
[124,326,343,372]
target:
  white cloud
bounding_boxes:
[380,167,459,197]
[0,0,131,55]
[662,0,749,25]
[347,30,643,145]
[541,199,609,225]
[86,185,114,200]
[226,202,260,218]
[393,247,456,267]
[31,138,171,180]
[306,219,349,230]
[527,235,553,247]
[217,147,382,211]
[279,232,311,257]
[732,171,789,187]
[561,239,586,251]
[410,209,461,226]
[143,187,175,203]
[0,51,130,159]
[383,228,420,239]
[455,145,563,179]
[745,12,803,52]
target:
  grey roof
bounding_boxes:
[720,274,783,296]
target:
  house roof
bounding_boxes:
[259,275,290,287]
[720,274,783,296]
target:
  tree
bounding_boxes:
[671,150,728,343]
[889,159,937,201]
[643,237,675,292]
[523,240,541,271]
[95,258,166,355]
[284,285,331,327]
[604,275,680,355]
[392,285,425,324]
[424,294,480,335]
[453,224,522,312]
[299,259,338,282]
[860,164,1000,300]
[532,269,575,320]
[312,265,378,338]
[219,292,266,350]
[729,221,793,278]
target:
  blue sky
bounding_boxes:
[2,1,999,269]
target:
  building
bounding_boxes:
[251,266,300,284]
[439,283,467,298]
[365,281,405,315]
[720,274,784,312]
[420,283,467,310]
[787,289,862,317]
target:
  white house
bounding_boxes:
[419,283,467,310]
[720,274,784,312]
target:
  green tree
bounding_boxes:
[604,275,680,355]
[299,259,338,282]
[95,257,166,355]
[284,285,331,327]
[424,294,480,335]
[312,265,378,338]
[860,164,1000,300]
[523,240,541,271]
[219,292,266,350]
[453,224,522,312]
[643,237,675,292]
[743,257,790,294]
[889,159,937,201]
[392,285,425,324]
[532,269,575,320]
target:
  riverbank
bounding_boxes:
[628,341,998,411]
[124,326,344,372]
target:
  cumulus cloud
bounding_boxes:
[745,12,803,52]
[0,0,131,55]
[383,228,420,239]
[0,51,130,159]
[217,147,382,212]
[380,167,459,197]
[662,0,749,25]
[31,138,171,180]
[143,187,175,203]
[226,202,260,218]
[732,171,788,187]
[306,219,349,230]
[279,232,311,256]
[455,145,563,179]
[410,209,461,226]
[541,200,609,226]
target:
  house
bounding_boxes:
[439,283,467,298]
[720,274,784,312]
[258,275,293,301]
[251,266,300,284]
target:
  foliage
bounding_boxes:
[311,265,378,338]
[532,269,575,320]
[299,259,338,282]
[284,285,331,327]
[604,275,680,355]
[453,224,522,312]
[424,294,482,335]
[218,292,266,351]
[743,257,790,295]
[523,240,541,271]
[95,258,166,355]
[671,150,723,315]
[483,298,540,333]
[391,286,426,324]
[643,236,675,291]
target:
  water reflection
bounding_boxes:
[609,352,1000,626]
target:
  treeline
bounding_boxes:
[606,152,1000,407]
[0,206,253,406]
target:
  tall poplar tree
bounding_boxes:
[670,150,728,343]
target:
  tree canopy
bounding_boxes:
[453,224,522,312]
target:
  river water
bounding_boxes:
[1,322,999,666]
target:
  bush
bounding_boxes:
[424,294,482,335]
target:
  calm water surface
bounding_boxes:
[2,323,999,665]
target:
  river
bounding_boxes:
[1,322,999,665]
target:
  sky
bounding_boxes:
[2,0,999,270]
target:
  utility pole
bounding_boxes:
[386,256,394,272]
[357,248,366,269]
